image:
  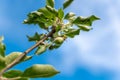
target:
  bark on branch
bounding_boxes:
[0,26,56,76]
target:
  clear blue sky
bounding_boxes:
[0,0,120,80]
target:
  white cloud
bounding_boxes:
[49,0,120,78]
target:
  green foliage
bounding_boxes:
[3,70,29,79]
[27,32,45,42]
[72,15,100,31]
[73,15,100,26]
[35,44,47,55]
[64,12,76,21]
[3,70,23,78]
[5,52,32,65]
[23,0,99,78]
[0,56,6,71]
[17,77,30,80]
[0,36,6,57]
[46,0,54,8]
[0,0,99,79]
[45,5,58,16]
[64,29,80,38]
[22,64,59,78]
[63,0,74,9]
[0,36,6,71]
[58,8,64,20]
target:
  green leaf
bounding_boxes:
[0,36,6,57]
[38,22,46,29]
[24,11,54,29]
[64,28,80,38]
[77,25,91,31]
[0,56,6,71]
[0,37,6,71]
[63,0,74,9]
[45,6,58,16]
[17,77,30,80]
[0,36,4,42]
[5,52,32,65]
[55,25,61,32]
[64,12,75,20]
[35,45,47,55]
[46,0,54,8]
[27,32,45,42]
[38,7,55,19]
[22,64,60,78]
[73,15,100,26]
[0,42,6,57]
[37,18,53,29]
[23,11,43,24]
[58,8,64,20]
[3,70,23,78]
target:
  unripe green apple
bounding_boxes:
[35,45,46,55]
[54,37,64,44]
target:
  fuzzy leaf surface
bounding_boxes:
[5,52,32,65]
[46,0,54,8]
[3,70,23,78]
[64,28,80,38]
[35,45,47,55]
[0,56,6,71]
[58,8,64,20]
[22,64,60,78]
[63,0,74,9]
[0,36,5,57]
[73,15,100,26]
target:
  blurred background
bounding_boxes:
[0,0,120,80]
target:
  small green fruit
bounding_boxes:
[54,37,64,44]
[35,45,46,55]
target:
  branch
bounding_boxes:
[0,26,56,76]
[0,76,21,80]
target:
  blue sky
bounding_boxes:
[0,0,120,80]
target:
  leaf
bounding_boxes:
[38,22,46,29]
[17,77,30,80]
[63,0,74,9]
[3,70,23,78]
[73,15,100,26]
[38,7,55,19]
[45,6,58,16]
[58,8,64,20]
[64,28,80,38]
[23,11,43,24]
[5,52,32,65]
[22,64,60,78]
[27,32,45,42]
[0,36,4,42]
[35,45,47,55]
[0,36,6,57]
[55,25,61,32]
[64,12,75,21]
[0,56,6,71]
[24,11,54,29]
[46,0,54,8]
[0,37,6,71]
[77,25,92,31]
[0,42,6,57]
